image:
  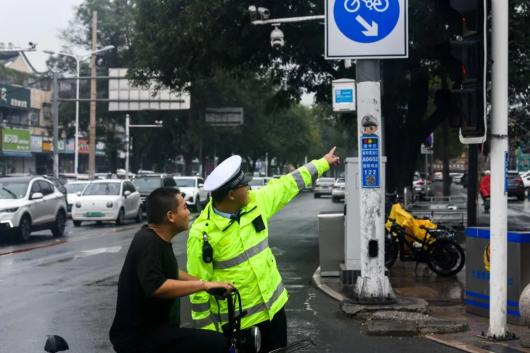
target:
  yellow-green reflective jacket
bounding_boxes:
[186,158,330,331]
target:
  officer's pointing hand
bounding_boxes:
[323,146,340,166]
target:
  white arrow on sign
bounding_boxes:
[355,15,378,37]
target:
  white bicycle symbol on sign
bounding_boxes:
[344,0,389,13]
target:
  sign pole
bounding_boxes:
[488,0,509,339]
[354,59,395,302]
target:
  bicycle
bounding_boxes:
[344,0,389,14]
[385,220,465,276]
[208,287,315,353]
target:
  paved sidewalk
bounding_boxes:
[313,261,530,353]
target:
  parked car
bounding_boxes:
[64,181,90,214]
[520,172,530,189]
[0,176,67,241]
[248,177,271,191]
[132,174,177,212]
[314,177,335,198]
[71,180,142,226]
[173,176,208,211]
[331,178,345,203]
[507,171,525,201]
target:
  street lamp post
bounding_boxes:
[44,45,114,178]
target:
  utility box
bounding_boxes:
[465,227,530,325]
[318,213,345,277]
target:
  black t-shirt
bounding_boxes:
[110,226,179,343]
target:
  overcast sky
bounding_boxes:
[0,0,84,72]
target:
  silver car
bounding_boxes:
[331,178,345,202]
[0,176,67,242]
[314,177,335,198]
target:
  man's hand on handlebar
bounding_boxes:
[204,281,234,298]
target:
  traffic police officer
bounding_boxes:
[186,147,340,352]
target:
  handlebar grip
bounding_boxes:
[207,287,229,299]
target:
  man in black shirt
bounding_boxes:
[110,187,232,353]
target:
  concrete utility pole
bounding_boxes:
[488,0,509,339]
[52,72,59,178]
[354,60,395,302]
[88,11,97,178]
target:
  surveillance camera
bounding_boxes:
[257,7,270,20]
[248,5,258,21]
[270,26,284,49]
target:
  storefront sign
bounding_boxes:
[66,139,75,153]
[42,138,53,152]
[0,83,30,110]
[96,141,106,156]
[1,128,30,152]
[78,139,89,154]
[31,135,43,152]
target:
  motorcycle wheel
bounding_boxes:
[384,232,399,268]
[427,239,465,276]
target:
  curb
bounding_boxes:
[311,266,349,302]
[425,335,492,353]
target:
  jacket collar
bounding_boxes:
[202,198,260,232]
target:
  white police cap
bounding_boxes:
[204,155,253,192]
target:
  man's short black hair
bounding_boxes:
[146,187,181,224]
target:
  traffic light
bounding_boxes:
[437,0,487,144]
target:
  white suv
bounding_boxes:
[173,176,208,211]
[0,176,67,242]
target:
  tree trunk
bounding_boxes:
[183,152,193,176]
[442,121,451,196]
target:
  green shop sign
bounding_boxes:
[0,83,30,109]
[2,128,31,152]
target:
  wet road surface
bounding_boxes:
[0,193,462,353]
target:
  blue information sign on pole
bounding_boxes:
[335,89,353,103]
[360,134,380,188]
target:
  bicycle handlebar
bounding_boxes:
[207,287,237,299]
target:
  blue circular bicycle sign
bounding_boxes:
[334,0,400,43]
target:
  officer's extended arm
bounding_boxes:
[256,147,340,220]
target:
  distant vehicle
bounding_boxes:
[132,174,177,212]
[71,180,142,226]
[412,172,431,200]
[450,172,464,184]
[0,176,67,241]
[248,177,271,191]
[64,181,90,214]
[173,176,208,211]
[507,171,525,201]
[331,178,345,203]
[461,172,468,188]
[433,172,443,182]
[314,177,335,198]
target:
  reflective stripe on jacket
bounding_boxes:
[186,158,330,331]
